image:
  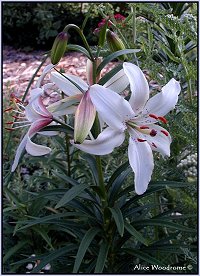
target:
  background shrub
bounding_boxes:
[2,2,128,50]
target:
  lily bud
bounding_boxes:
[106,29,126,60]
[86,57,103,85]
[51,32,68,65]
[74,91,96,144]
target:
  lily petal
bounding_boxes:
[11,134,28,172]
[25,118,53,156]
[29,88,44,102]
[74,91,96,143]
[128,136,154,195]
[123,62,149,114]
[90,84,134,132]
[50,72,88,96]
[25,96,52,122]
[36,63,55,88]
[142,78,181,117]
[143,124,171,157]
[47,94,81,115]
[129,124,171,157]
[26,136,52,156]
[71,127,125,155]
[104,69,129,93]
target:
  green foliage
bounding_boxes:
[3,3,100,49]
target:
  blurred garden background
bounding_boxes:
[3,2,198,274]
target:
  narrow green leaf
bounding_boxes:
[73,228,100,273]
[98,63,123,86]
[158,42,180,63]
[107,161,129,190]
[124,222,149,246]
[109,207,124,236]
[55,183,88,209]
[16,212,86,231]
[53,171,79,186]
[42,124,74,137]
[96,49,140,74]
[3,241,27,264]
[31,244,77,273]
[67,44,90,58]
[33,226,54,250]
[109,167,132,204]
[94,241,109,273]
[82,154,98,185]
[124,248,165,266]
[134,219,196,232]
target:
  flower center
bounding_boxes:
[126,121,157,137]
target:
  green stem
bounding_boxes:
[96,156,107,208]
[63,24,94,61]
[131,5,139,66]
[62,92,71,177]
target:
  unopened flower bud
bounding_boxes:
[51,32,68,65]
[106,30,126,60]
[86,57,103,85]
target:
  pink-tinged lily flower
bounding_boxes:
[11,88,55,172]
[50,63,129,143]
[72,63,181,195]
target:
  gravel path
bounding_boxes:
[3,46,117,101]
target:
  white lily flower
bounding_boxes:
[72,63,181,195]
[50,62,129,143]
[11,88,57,172]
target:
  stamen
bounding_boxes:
[12,115,25,119]
[152,142,157,148]
[5,128,15,131]
[16,103,25,109]
[158,116,168,124]
[5,123,31,130]
[149,114,158,120]
[12,120,30,124]
[13,110,25,115]
[6,122,14,125]
[161,130,169,136]
[150,129,157,137]
[140,126,149,129]
[137,138,146,142]
[4,107,13,112]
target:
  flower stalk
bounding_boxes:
[63,24,94,61]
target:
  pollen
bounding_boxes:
[158,116,168,124]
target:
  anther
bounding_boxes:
[161,130,169,136]
[5,127,14,131]
[150,129,157,137]
[149,114,158,120]
[140,126,149,129]
[158,116,168,124]
[6,122,14,125]
[152,142,157,148]
[4,107,13,112]
[137,138,147,142]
